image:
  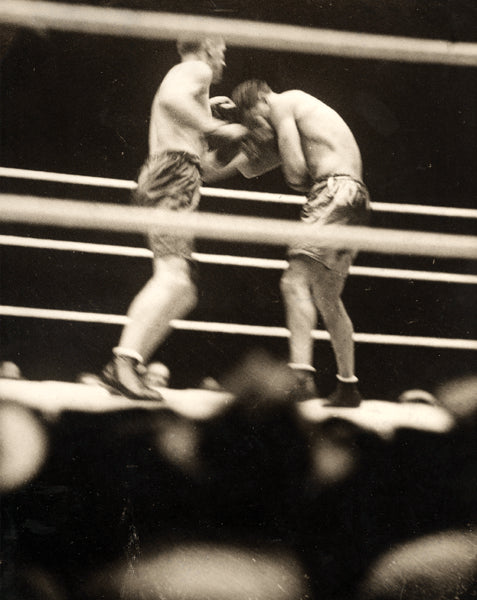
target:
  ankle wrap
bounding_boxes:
[113,347,144,364]
[337,374,359,384]
[288,363,316,373]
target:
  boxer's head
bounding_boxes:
[177,36,226,83]
[232,80,273,130]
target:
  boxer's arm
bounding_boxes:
[207,122,249,144]
[272,108,309,189]
[159,62,225,135]
[207,96,248,145]
[236,127,281,178]
[201,149,245,183]
[237,148,281,178]
[202,148,280,183]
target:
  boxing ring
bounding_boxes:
[0,1,476,436]
[0,164,473,435]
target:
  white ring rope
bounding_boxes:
[2,234,476,286]
[1,1,477,66]
[1,305,475,351]
[0,167,135,191]
[1,195,477,260]
[2,167,476,220]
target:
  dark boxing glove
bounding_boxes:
[210,96,239,123]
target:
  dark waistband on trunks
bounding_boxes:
[149,150,201,168]
[313,173,365,188]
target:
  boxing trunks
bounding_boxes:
[133,151,201,260]
[288,174,371,276]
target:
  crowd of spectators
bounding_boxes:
[1,354,476,599]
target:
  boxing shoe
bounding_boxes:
[101,354,164,401]
[324,381,362,408]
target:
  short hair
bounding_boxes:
[231,80,272,118]
[176,36,224,57]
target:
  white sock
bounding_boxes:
[113,347,144,364]
[288,363,316,373]
[337,374,359,384]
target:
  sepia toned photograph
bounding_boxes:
[1,1,476,598]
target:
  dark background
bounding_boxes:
[0,0,476,399]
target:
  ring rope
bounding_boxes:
[2,234,476,286]
[1,195,476,260]
[1,167,476,219]
[1,305,476,351]
[1,1,477,66]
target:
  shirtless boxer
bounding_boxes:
[210,80,370,406]
[102,37,247,399]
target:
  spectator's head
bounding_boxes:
[435,375,477,423]
[0,360,22,380]
[86,541,310,600]
[397,389,437,405]
[358,529,477,600]
[0,403,48,493]
[144,362,170,389]
[76,372,103,386]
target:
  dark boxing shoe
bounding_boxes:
[323,381,362,408]
[101,355,164,401]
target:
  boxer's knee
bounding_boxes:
[150,265,197,306]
